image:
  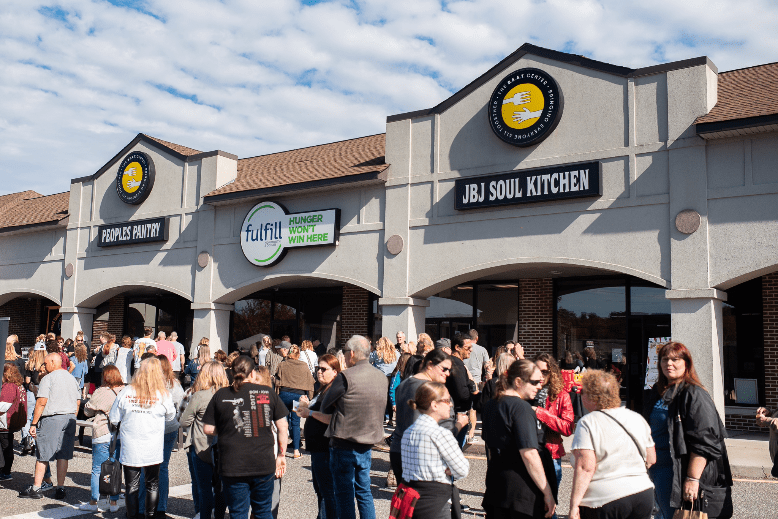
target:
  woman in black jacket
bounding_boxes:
[642,341,733,519]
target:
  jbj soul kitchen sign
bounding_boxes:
[455,161,601,210]
[240,202,340,266]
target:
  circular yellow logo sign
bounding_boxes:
[488,68,563,147]
[501,83,544,130]
[116,151,155,205]
[122,162,143,194]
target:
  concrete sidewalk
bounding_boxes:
[460,428,775,480]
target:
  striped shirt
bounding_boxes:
[401,413,469,485]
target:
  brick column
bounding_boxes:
[763,273,778,412]
[107,295,126,339]
[519,278,554,359]
[342,286,370,347]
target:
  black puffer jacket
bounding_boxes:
[643,383,733,518]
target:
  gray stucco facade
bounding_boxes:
[2,44,777,421]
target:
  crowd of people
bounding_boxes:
[0,326,749,519]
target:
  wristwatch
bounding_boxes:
[31,422,38,427]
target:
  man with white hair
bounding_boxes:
[321,335,388,519]
[154,331,178,367]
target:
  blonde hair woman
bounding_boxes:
[5,334,25,381]
[370,337,398,376]
[181,361,230,519]
[185,340,211,388]
[21,343,47,454]
[299,340,318,377]
[109,357,176,519]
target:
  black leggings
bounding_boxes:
[124,464,161,519]
[0,431,13,475]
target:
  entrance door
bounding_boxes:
[627,314,671,410]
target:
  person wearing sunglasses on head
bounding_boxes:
[389,349,469,484]
[482,359,557,519]
[401,381,470,519]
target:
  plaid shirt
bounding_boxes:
[400,414,469,484]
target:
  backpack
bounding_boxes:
[7,385,27,433]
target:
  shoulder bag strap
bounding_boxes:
[109,422,120,460]
[304,351,315,373]
[597,410,646,463]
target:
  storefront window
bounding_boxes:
[476,283,519,353]
[557,281,627,367]
[425,286,475,342]
[722,277,763,406]
[232,288,341,350]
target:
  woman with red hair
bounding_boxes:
[642,342,733,519]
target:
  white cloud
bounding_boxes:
[1,0,777,195]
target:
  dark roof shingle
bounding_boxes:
[696,62,778,125]
[207,134,387,198]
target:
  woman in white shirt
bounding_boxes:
[114,336,134,384]
[569,370,656,519]
[109,356,176,519]
[299,340,318,378]
[401,381,469,519]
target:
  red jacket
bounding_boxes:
[535,390,574,459]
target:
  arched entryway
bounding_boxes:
[0,292,61,350]
[80,286,193,352]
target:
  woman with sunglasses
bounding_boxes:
[295,354,341,519]
[482,359,556,519]
[388,349,469,483]
[533,353,574,495]
[401,381,469,519]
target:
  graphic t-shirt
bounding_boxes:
[133,338,156,368]
[203,383,288,478]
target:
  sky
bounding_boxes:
[2,0,777,197]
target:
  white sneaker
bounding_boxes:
[79,503,99,512]
[192,513,200,519]
[109,502,120,513]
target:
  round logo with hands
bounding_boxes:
[488,68,563,147]
[116,151,155,204]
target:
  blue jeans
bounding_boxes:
[187,449,201,514]
[649,462,674,519]
[22,390,35,439]
[222,473,275,519]
[311,450,337,519]
[552,458,563,519]
[91,441,122,502]
[191,450,225,519]
[329,446,375,519]
[139,430,176,513]
[278,391,301,451]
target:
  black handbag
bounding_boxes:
[99,424,122,496]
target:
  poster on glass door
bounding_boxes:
[644,337,671,389]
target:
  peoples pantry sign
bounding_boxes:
[240,202,340,267]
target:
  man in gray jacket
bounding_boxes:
[321,335,387,519]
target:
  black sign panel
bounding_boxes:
[97,217,168,247]
[116,151,155,205]
[488,68,563,147]
[455,161,601,210]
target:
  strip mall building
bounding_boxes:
[2,44,777,428]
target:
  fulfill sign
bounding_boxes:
[97,217,168,247]
[488,68,563,147]
[240,202,340,267]
[455,161,601,210]
[116,151,155,205]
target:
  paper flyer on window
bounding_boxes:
[644,337,671,389]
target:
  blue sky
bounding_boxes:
[2,0,777,196]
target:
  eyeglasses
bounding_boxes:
[540,370,550,376]
[316,367,330,372]
[528,379,544,386]
[436,398,452,405]
[437,365,451,373]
